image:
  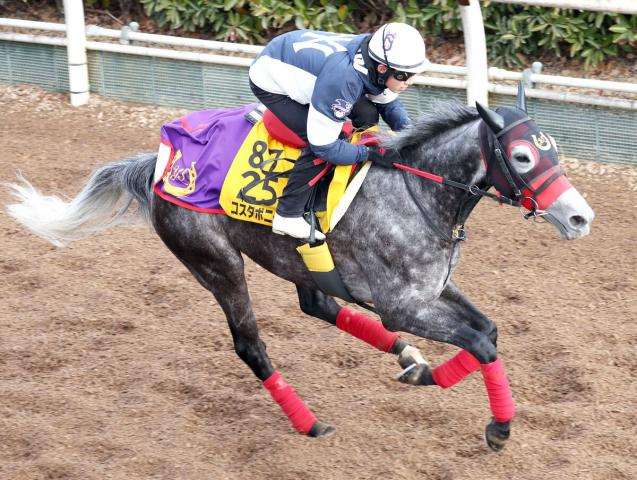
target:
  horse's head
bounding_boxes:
[476,83,594,240]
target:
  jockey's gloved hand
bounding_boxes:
[366,146,401,168]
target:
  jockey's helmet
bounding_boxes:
[368,23,428,84]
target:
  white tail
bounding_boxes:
[6,153,157,247]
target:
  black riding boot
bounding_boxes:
[272,148,326,240]
[276,148,325,217]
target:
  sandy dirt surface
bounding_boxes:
[1,85,636,480]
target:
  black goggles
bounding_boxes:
[391,70,416,82]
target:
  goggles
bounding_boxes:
[391,70,416,82]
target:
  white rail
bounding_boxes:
[62,0,89,106]
[0,32,253,67]
[4,18,635,93]
[489,0,637,14]
[0,18,67,31]
[3,31,634,110]
[0,18,264,55]
[88,26,264,56]
[460,0,489,105]
[489,84,637,109]
[489,68,637,94]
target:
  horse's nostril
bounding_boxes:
[570,215,587,228]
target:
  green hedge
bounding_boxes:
[70,1,637,67]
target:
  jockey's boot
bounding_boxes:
[272,213,325,240]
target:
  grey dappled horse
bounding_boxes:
[7,86,594,450]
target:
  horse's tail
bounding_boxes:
[5,152,157,247]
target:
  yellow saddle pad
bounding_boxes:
[219,119,375,233]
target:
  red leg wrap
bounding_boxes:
[335,307,399,352]
[431,350,481,388]
[263,371,316,434]
[481,357,516,423]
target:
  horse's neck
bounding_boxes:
[418,120,484,184]
[412,121,485,223]
[354,120,485,241]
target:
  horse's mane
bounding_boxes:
[386,101,479,150]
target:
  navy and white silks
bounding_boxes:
[249,30,411,165]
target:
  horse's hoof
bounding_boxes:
[308,420,336,438]
[397,362,435,386]
[396,346,434,385]
[484,418,510,451]
[397,345,428,369]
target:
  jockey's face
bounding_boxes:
[385,74,415,93]
[376,63,416,93]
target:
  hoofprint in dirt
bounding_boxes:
[1,84,635,480]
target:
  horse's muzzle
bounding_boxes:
[544,187,595,240]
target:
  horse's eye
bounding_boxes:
[509,143,537,174]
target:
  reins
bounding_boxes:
[391,154,522,244]
[394,162,521,208]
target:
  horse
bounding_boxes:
[6,84,594,450]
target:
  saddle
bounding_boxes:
[243,107,378,302]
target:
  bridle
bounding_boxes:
[396,160,514,243]
[482,115,567,221]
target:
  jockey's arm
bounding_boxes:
[367,91,411,131]
[307,104,368,165]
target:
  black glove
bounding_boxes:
[366,146,401,168]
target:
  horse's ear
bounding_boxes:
[516,81,527,113]
[476,102,505,133]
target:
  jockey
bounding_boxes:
[249,23,428,240]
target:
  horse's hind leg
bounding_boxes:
[296,286,430,373]
[182,256,334,437]
[154,209,333,437]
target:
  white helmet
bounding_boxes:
[368,23,428,73]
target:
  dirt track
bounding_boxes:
[1,85,636,480]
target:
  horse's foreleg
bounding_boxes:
[296,286,428,368]
[432,282,515,450]
[399,281,497,388]
[385,296,515,450]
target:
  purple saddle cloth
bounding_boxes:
[153,104,256,212]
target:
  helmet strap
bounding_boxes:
[376,63,389,86]
[377,24,390,86]
[360,35,384,88]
